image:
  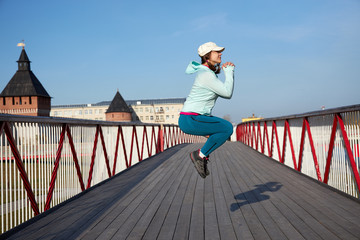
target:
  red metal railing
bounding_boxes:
[0,114,204,233]
[236,104,360,198]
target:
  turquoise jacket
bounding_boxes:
[181,61,235,116]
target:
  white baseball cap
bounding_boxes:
[198,42,225,57]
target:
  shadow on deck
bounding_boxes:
[2,142,360,240]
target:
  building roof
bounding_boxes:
[52,97,186,109]
[126,98,186,106]
[0,48,50,98]
[18,48,30,62]
[106,91,131,113]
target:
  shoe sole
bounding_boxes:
[205,165,210,176]
[190,152,206,178]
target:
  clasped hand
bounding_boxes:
[222,62,235,68]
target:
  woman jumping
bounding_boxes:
[178,42,235,178]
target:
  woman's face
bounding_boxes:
[208,51,222,64]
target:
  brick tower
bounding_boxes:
[0,47,51,116]
[105,90,132,122]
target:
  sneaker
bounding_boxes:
[204,156,210,176]
[190,150,207,178]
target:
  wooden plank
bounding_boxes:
[78,145,185,240]
[229,143,333,239]
[218,149,261,239]
[96,149,182,239]
[4,145,184,240]
[237,143,360,238]
[156,146,196,240]
[172,168,197,239]
[219,148,288,240]
[230,143,358,240]
[212,150,254,240]
[141,151,191,239]
[239,143,360,222]
[211,150,240,240]
[189,173,205,240]
[125,151,191,239]
[223,145,306,240]
[226,143,321,240]
[203,161,221,240]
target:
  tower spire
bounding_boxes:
[17,44,31,71]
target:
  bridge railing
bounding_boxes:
[0,114,205,234]
[236,104,360,199]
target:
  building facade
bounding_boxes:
[50,98,185,125]
[0,47,51,116]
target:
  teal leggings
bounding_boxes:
[178,115,233,157]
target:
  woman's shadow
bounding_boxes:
[230,182,282,212]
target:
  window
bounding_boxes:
[2,97,5,105]
[64,111,72,116]
[74,110,82,115]
[29,96,32,104]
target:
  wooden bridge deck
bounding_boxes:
[2,142,360,240]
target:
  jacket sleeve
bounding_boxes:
[198,66,235,99]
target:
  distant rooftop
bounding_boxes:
[106,91,131,113]
[52,97,186,109]
[0,48,50,98]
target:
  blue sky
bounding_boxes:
[0,0,359,123]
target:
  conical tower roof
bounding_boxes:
[18,48,30,62]
[0,48,50,97]
[106,90,131,113]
